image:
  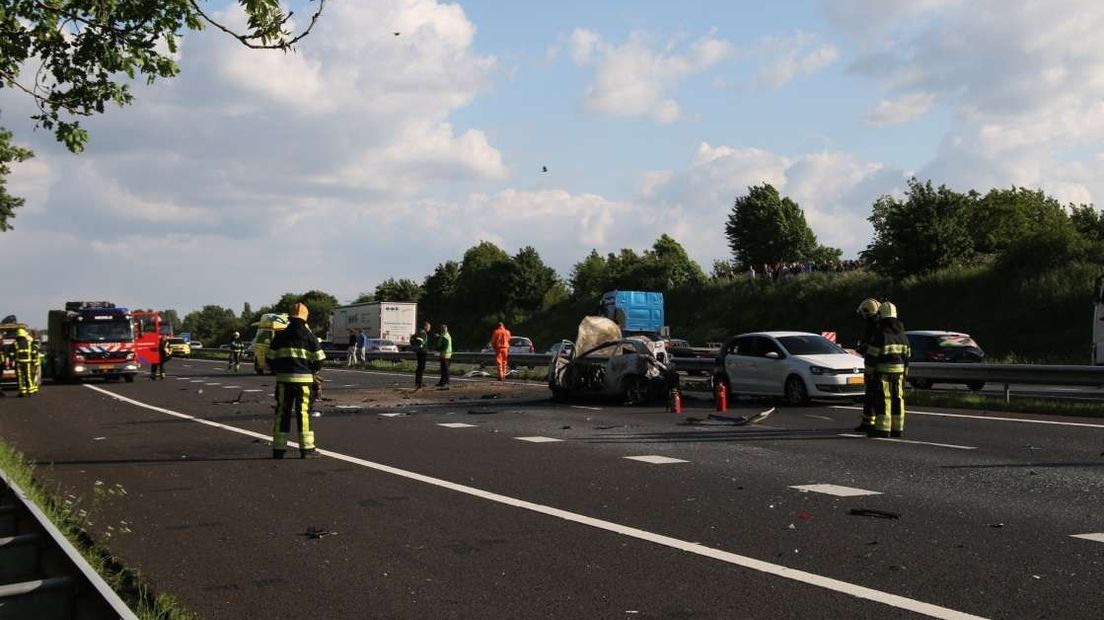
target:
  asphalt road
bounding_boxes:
[1,358,1102,619]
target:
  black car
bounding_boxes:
[906,330,986,391]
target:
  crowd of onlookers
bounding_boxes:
[746,259,864,281]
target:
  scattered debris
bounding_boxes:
[595,425,621,430]
[464,370,492,378]
[798,511,813,521]
[848,508,901,520]
[889,565,906,572]
[335,405,363,410]
[481,393,502,400]
[467,408,499,415]
[311,411,322,418]
[93,437,106,441]
[706,407,775,425]
[302,527,338,540]
[988,523,1005,528]
[561,425,571,430]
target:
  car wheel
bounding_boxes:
[910,378,932,389]
[123,374,135,383]
[966,381,985,392]
[623,376,647,405]
[550,386,569,402]
[784,375,809,406]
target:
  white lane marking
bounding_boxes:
[805,415,833,421]
[515,436,564,443]
[1070,533,1104,543]
[571,405,602,411]
[437,422,477,429]
[81,384,986,620]
[835,434,976,451]
[184,358,545,389]
[342,384,356,388]
[790,484,882,497]
[204,383,221,386]
[189,380,203,384]
[175,378,188,381]
[624,455,689,465]
[379,413,405,418]
[831,405,1104,429]
[222,386,241,389]
[243,389,263,393]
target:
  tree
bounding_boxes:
[1070,205,1104,242]
[711,259,739,281]
[507,246,561,319]
[352,292,375,304]
[569,250,608,300]
[374,278,423,303]
[725,184,818,268]
[640,234,706,290]
[807,245,843,263]
[0,0,327,230]
[270,290,338,336]
[420,261,460,322]
[181,305,238,346]
[160,309,182,334]
[969,187,1072,254]
[862,178,975,279]
[455,241,512,322]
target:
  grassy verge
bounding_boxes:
[0,440,194,619]
[908,390,1104,418]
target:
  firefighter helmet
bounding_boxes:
[856,298,880,318]
[233,331,240,338]
[15,327,28,337]
[879,301,898,319]
[291,303,309,321]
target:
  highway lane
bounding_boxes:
[1,360,1102,618]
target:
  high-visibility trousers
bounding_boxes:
[16,362,38,395]
[494,348,509,380]
[875,373,906,432]
[861,371,878,426]
[273,382,315,452]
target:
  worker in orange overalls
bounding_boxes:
[490,322,512,381]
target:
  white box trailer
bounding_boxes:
[330,302,417,347]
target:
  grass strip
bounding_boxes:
[0,440,195,619]
[908,390,1104,418]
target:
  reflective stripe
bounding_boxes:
[877,364,906,373]
[881,344,909,355]
[275,373,315,383]
[267,347,325,361]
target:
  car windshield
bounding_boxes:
[510,338,530,346]
[167,338,186,345]
[76,321,133,342]
[777,335,845,356]
[937,335,979,348]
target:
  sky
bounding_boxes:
[4,0,1104,324]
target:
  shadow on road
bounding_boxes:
[584,427,847,444]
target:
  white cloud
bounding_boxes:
[833,0,1104,204]
[865,92,936,126]
[755,31,840,89]
[569,29,734,123]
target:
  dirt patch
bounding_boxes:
[322,380,545,409]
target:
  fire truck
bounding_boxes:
[131,309,171,370]
[47,302,140,382]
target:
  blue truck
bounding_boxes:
[600,290,665,336]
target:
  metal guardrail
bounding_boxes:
[0,465,138,619]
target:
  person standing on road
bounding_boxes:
[855,298,881,432]
[357,329,368,368]
[866,302,910,439]
[267,303,326,459]
[490,322,512,381]
[151,334,171,380]
[411,321,430,389]
[346,329,358,367]
[12,328,39,397]
[229,331,245,372]
[435,324,453,388]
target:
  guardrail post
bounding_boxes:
[1003,383,1010,404]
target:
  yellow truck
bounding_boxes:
[251,313,289,375]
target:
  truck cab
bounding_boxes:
[600,290,668,363]
[48,302,139,382]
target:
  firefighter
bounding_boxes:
[12,328,39,396]
[854,298,881,432]
[866,302,910,439]
[266,303,325,459]
[151,334,171,379]
[490,322,512,381]
[228,331,245,372]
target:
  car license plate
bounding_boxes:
[98,365,115,372]
[847,376,864,385]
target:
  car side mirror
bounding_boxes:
[765,351,781,360]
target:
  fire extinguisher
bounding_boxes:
[715,380,727,412]
[668,389,683,414]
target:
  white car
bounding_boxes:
[481,336,536,355]
[364,338,399,353]
[714,331,865,405]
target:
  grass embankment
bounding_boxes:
[517,262,1099,363]
[908,390,1104,418]
[0,441,193,619]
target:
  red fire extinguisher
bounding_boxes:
[668,389,683,415]
[715,381,727,412]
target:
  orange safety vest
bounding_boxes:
[490,326,511,350]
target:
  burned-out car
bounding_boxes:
[548,337,677,404]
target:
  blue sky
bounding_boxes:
[2,0,1103,324]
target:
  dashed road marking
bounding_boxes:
[81,384,988,620]
[571,405,602,411]
[438,422,477,429]
[836,434,976,450]
[379,413,405,418]
[515,436,564,443]
[805,415,833,421]
[790,484,882,497]
[190,380,203,384]
[342,384,356,387]
[243,389,263,393]
[222,385,241,389]
[204,383,221,386]
[624,455,688,465]
[1070,533,1104,543]
[832,405,1104,429]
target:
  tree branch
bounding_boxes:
[189,0,326,50]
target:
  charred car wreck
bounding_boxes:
[548,317,677,404]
